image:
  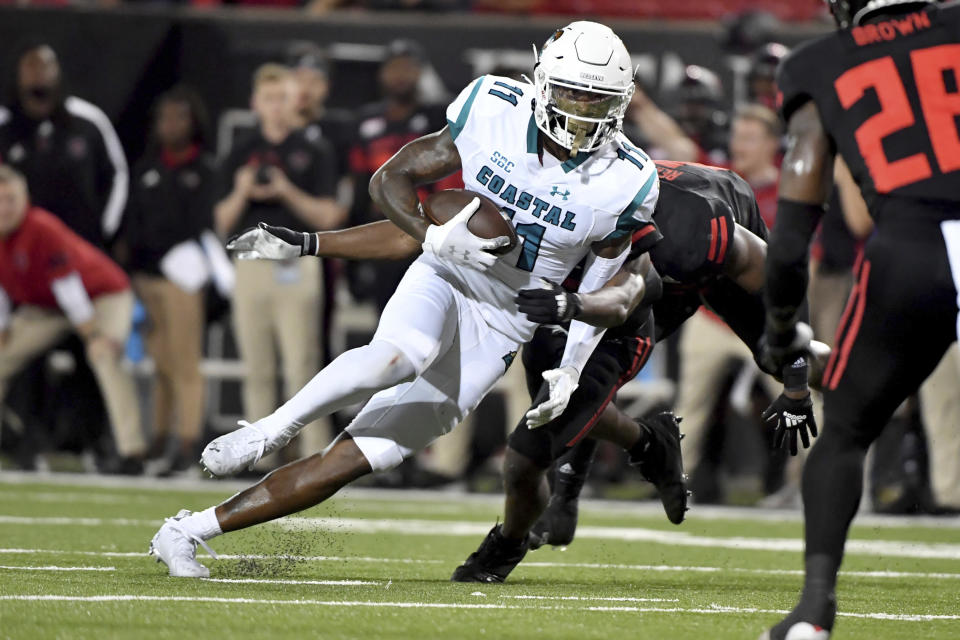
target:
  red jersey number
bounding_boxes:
[834,44,960,193]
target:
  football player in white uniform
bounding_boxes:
[149,21,661,578]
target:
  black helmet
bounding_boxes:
[678,65,724,106]
[748,42,789,84]
[824,0,936,29]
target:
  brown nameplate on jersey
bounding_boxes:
[851,11,931,47]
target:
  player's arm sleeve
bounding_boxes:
[601,169,661,246]
[765,101,833,334]
[559,245,631,374]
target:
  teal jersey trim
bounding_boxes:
[526,114,539,154]
[447,79,484,141]
[604,170,658,242]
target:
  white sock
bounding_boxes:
[179,507,222,541]
[269,341,416,427]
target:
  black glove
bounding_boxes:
[762,392,817,456]
[758,321,814,376]
[515,280,582,324]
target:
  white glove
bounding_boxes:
[525,366,580,428]
[226,225,304,261]
[422,197,510,272]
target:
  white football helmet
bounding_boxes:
[533,21,634,157]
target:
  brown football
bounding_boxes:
[421,189,517,255]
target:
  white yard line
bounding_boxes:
[204,578,379,586]
[7,513,946,560]
[2,547,960,580]
[0,594,957,623]
[501,595,679,603]
[0,565,115,572]
[3,471,958,529]
[276,517,960,560]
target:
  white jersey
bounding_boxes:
[418,74,660,342]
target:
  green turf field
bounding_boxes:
[1,474,958,639]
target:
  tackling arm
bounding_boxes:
[226,219,421,262]
[722,223,767,293]
[575,253,660,328]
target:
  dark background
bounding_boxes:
[0,6,829,162]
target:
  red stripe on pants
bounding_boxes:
[826,260,872,390]
[823,252,865,384]
[565,337,652,447]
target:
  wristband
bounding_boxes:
[303,232,320,257]
[782,356,808,392]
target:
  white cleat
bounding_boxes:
[149,509,218,578]
[200,419,299,477]
[759,623,831,640]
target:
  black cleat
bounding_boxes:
[529,493,579,550]
[451,525,529,583]
[630,411,688,524]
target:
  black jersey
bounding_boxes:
[641,160,767,282]
[607,160,768,342]
[777,2,960,222]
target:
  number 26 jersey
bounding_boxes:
[777,2,960,220]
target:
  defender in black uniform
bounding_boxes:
[758,2,960,639]
[511,160,819,555]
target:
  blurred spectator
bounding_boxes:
[0,41,127,249]
[670,65,729,165]
[746,42,789,109]
[214,64,340,466]
[287,42,355,182]
[729,104,781,226]
[348,39,457,312]
[287,42,355,366]
[125,86,216,475]
[0,41,129,470]
[0,166,145,472]
[622,84,698,162]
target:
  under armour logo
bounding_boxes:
[550,186,570,200]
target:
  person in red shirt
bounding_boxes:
[0,165,145,467]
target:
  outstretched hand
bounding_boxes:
[226,223,312,260]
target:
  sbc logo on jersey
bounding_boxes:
[550,186,571,201]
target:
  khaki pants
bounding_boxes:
[134,275,205,449]
[919,344,960,508]
[677,311,780,474]
[0,291,145,457]
[232,259,330,462]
